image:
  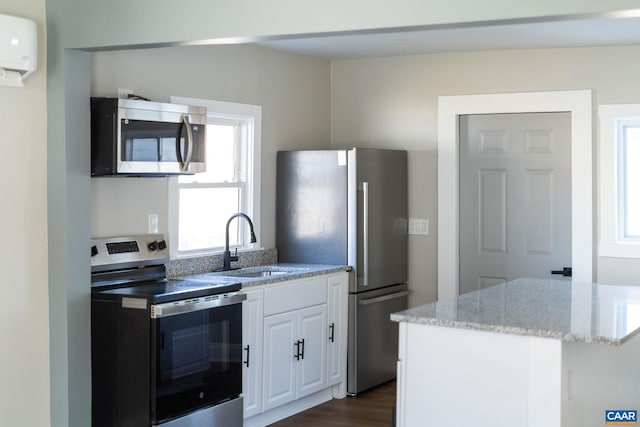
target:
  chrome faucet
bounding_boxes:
[222,212,257,271]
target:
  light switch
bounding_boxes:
[148,214,159,234]
[409,218,429,235]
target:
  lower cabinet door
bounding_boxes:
[296,304,328,398]
[261,304,329,412]
[262,311,297,411]
[242,288,263,418]
[327,274,347,386]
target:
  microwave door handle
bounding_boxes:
[183,116,194,171]
[175,120,185,168]
[175,116,194,171]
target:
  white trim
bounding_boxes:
[599,104,640,258]
[437,90,593,300]
[168,96,262,258]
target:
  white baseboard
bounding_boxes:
[244,388,334,427]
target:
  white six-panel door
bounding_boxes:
[459,112,572,294]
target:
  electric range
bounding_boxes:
[91,234,245,427]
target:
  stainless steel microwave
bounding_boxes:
[91,97,207,176]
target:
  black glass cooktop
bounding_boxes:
[92,278,241,304]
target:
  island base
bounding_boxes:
[395,322,640,427]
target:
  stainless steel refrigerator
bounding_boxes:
[276,148,408,395]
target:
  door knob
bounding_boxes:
[551,267,572,277]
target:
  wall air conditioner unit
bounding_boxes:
[0,13,37,88]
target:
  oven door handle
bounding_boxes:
[150,292,247,318]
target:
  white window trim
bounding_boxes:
[599,104,640,258]
[168,96,262,259]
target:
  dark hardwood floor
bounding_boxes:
[270,381,396,427]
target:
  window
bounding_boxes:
[618,120,640,239]
[169,97,261,257]
[599,104,640,257]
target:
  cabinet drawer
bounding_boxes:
[264,277,327,316]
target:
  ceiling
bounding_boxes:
[252,14,640,59]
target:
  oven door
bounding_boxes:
[150,294,244,424]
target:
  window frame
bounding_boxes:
[168,96,261,258]
[617,119,640,240]
[599,104,640,258]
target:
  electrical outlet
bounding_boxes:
[148,214,159,234]
[409,218,429,235]
[118,88,133,99]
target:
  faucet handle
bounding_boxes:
[230,248,239,262]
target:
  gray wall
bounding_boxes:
[51,0,640,50]
[330,45,640,306]
[0,2,49,427]
[90,45,330,245]
[43,1,640,426]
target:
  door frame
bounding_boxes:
[437,90,593,300]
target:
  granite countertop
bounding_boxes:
[391,278,640,345]
[184,263,350,288]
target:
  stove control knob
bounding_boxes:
[148,241,158,251]
[158,240,167,250]
[91,245,98,257]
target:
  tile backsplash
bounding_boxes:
[166,247,277,278]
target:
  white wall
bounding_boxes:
[331,45,640,306]
[0,2,50,427]
[90,45,330,246]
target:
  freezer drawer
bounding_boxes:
[347,284,408,395]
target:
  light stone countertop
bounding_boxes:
[391,278,640,345]
[184,263,350,288]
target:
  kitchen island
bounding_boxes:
[391,278,640,427]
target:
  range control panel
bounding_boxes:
[91,234,169,272]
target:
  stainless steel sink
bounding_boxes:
[222,270,290,278]
[213,265,310,279]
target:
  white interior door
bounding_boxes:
[459,112,572,294]
[437,90,593,300]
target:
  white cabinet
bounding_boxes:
[262,310,297,410]
[242,288,264,418]
[295,304,328,397]
[262,277,328,412]
[243,271,349,425]
[327,274,347,387]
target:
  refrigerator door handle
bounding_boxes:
[362,181,369,287]
[358,290,409,306]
